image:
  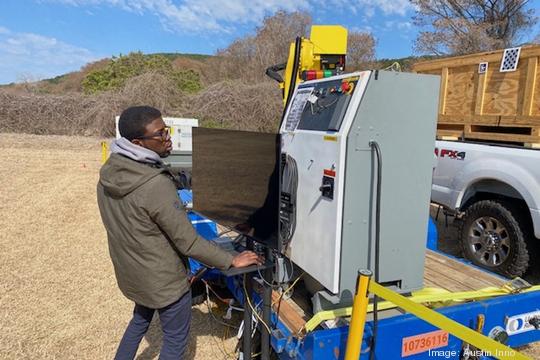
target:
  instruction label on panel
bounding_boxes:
[285,87,313,131]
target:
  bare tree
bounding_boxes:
[205,11,311,83]
[412,0,537,55]
[347,31,377,70]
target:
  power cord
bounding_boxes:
[272,272,304,329]
[204,282,240,330]
[382,62,402,72]
[369,141,382,360]
[243,274,273,336]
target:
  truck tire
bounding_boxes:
[459,200,529,277]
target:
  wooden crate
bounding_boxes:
[412,46,540,146]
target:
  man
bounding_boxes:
[97,106,262,359]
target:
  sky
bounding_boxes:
[0,0,539,84]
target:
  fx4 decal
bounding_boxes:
[435,148,466,160]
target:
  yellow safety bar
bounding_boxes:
[304,282,540,333]
[340,272,532,360]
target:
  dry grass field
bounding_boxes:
[1,133,539,359]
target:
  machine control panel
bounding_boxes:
[284,76,359,133]
[280,72,371,293]
[279,70,439,299]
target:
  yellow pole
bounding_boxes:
[345,269,372,360]
[101,141,109,164]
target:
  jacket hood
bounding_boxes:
[99,153,166,197]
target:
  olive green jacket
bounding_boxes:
[97,153,233,309]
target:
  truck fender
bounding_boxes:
[453,158,540,238]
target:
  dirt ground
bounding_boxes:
[1,133,539,359]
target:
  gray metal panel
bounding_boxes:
[339,71,440,297]
[163,150,192,169]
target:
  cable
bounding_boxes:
[369,141,382,360]
[280,154,298,248]
[310,96,339,115]
[243,274,273,336]
[272,273,304,306]
[221,327,235,359]
[256,265,275,288]
[204,282,240,330]
[206,299,235,360]
[265,62,286,83]
[202,280,243,311]
[382,62,402,72]
[283,255,294,284]
[272,272,304,329]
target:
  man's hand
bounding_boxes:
[231,251,264,268]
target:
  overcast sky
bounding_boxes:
[0,0,539,84]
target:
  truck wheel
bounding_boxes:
[459,200,529,277]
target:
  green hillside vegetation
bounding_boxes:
[81,52,202,94]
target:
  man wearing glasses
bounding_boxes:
[97,106,262,359]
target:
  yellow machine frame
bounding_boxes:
[278,25,347,105]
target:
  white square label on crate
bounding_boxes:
[478,62,488,74]
[500,47,521,72]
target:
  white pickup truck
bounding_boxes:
[432,140,540,277]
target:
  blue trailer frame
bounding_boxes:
[267,290,540,359]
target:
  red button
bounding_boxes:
[341,82,350,92]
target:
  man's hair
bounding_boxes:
[118,106,162,140]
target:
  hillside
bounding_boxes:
[0,52,432,95]
[0,49,432,138]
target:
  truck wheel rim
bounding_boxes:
[467,216,510,267]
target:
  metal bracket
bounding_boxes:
[502,277,532,294]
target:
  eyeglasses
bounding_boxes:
[136,126,171,141]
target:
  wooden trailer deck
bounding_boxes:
[423,250,505,291]
[273,250,506,334]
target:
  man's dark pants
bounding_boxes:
[115,291,192,360]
